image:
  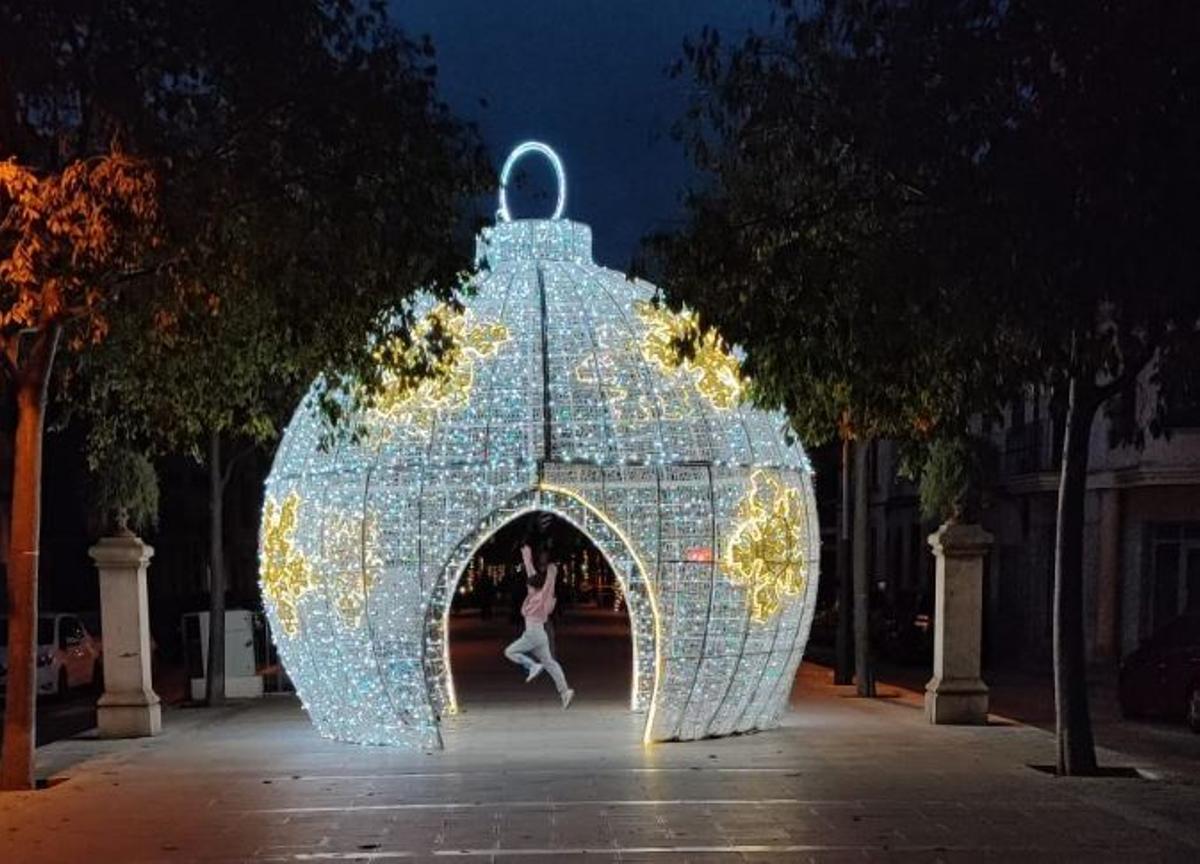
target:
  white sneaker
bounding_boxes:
[561,688,575,709]
[525,663,544,683]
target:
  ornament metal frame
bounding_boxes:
[260,142,820,750]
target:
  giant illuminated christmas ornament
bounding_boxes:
[260,142,820,748]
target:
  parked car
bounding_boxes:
[0,613,103,698]
[1118,613,1200,732]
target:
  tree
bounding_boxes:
[964,1,1200,774]
[1,0,485,718]
[646,4,1013,698]
[0,152,158,790]
[65,1,489,705]
[87,446,160,536]
[657,0,1200,775]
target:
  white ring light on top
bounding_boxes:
[497,141,567,222]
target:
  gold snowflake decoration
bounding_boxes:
[723,470,808,622]
[368,304,509,437]
[261,492,316,637]
[260,493,383,637]
[635,301,744,410]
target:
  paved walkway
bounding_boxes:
[5,610,1200,862]
[4,647,1200,863]
[811,646,1200,777]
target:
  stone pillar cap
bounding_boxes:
[927,521,994,555]
[89,533,155,566]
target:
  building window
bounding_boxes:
[1163,376,1200,430]
[1144,522,1200,636]
[1166,401,1200,430]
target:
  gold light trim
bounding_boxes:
[536,483,665,745]
[369,305,510,435]
[260,492,382,637]
[634,300,744,410]
[261,493,315,637]
[723,470,807,622]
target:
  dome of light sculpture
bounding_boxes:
[260,142,820,748]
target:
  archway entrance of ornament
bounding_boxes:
[444,511,633,709]
[421,489,661,743]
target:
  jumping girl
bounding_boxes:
[504,536,575,708]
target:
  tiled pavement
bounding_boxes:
[4,657,1200,863]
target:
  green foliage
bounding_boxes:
[89,448,159,535]
[0,0,491,463]
[909,436,995,525]
[651,0,1200,452]
[658,0,1200,772]
[946,0,1200,428]
[644,1,1023,449]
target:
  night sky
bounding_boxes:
[392,1,770,269]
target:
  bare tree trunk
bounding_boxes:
[204,429,227,707]
[1053,375,1098,775]
[834,435,854,685]
[853,438,875,697]
[1,327,60,791]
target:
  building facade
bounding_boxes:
[988,382,1200,665]
[833,376,1200,669]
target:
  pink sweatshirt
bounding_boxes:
[520,546,557,625]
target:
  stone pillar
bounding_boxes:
[90,534,161,737]
[925,522,993,725]
[1093,488,1122,662]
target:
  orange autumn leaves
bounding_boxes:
[0,152,159,350]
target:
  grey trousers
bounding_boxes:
[504,621,569,694]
